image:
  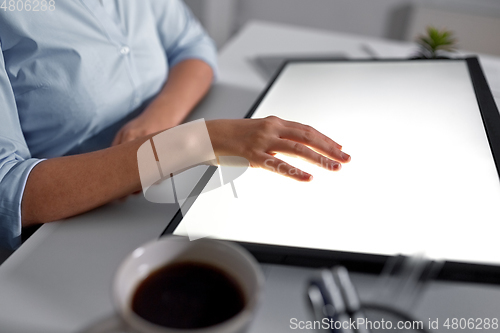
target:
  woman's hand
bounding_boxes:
[206,116,350,182]
[111,110,178,147]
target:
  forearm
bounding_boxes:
[21,136,152,226]
[142,59,213,127]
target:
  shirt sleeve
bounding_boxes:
[149,0,218,76]
[0,43,44,250]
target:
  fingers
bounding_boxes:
[279,126,350,163]
[120,132,137,145]
[257,154,313,182]
[111,129,124,147]
[242,116,350,181]
[271,139,342,171]
[111,129,140,146]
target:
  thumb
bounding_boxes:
[111,129,124,147]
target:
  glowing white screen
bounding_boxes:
[175,61,500,265]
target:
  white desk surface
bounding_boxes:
[1,21,500,333]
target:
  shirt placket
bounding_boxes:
[80,0,143,109]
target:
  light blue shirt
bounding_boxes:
[0,0,217,250]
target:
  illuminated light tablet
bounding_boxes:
[172,60,500,266]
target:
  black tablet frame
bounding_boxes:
[162,57,500,285]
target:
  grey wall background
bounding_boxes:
[237,0,500,39]
[185,0,500,55]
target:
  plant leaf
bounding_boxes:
[415,26,458,57]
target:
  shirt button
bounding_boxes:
[120,46,130,55]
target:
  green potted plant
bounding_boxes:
[413,26,458,59]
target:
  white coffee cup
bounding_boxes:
[111,236,264,333]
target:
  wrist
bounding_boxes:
[206,119,239,157]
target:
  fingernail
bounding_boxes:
[305,174,313,181]
[341,152,351,161]
[332,163,342,171]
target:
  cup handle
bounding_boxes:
[78,313,135,333]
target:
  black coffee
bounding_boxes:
[132,262,245,329]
